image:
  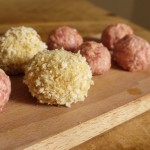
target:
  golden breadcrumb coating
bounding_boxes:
[24,49,93,107]
[0,26,47,74]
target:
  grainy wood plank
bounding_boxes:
[0,0,150,149]
[25,93,150,150]
[1,68,150,149]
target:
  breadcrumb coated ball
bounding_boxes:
[113,34,150,71]
[101,23,133,50]
[24,49,93,107]
[79,41,111,75]
[47,26,83,52]
[0,68,11,112]
[0,26,47,74]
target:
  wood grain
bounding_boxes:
[0,66,150,150]
[0,0,150,149]
[0,0,108,24]
[72,110,150,150]
[25,94,150,150]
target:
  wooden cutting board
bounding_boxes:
[0,1,150,149]
[1,54,150,149]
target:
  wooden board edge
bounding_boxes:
[24,94,150,150]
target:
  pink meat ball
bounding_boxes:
[113,34,150,71]
[47,26,83,52]
[0,68,11,111]
[101,23,133,50]
[79,41,111,75]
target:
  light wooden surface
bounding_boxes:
[72,110,150,150]
[0,0,150,149]
[0,67,150,150]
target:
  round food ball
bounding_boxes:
[79,41,111,75]
[0,68,11,112]
[101,23,133,50]
[113,34,150,71]
[24,49,93,107]
[47,26,83,52]
[0,26,47,74]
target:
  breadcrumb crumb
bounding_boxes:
[0,26,47,74]
[24,49,93,107]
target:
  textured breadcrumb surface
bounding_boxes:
[0,26,47,74]
[24,49,93,107]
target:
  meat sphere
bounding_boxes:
[0,68,11,111]
[101,23,133,50]
[47,26,83,52]
[113,34,150,71]
[79,41,111,75]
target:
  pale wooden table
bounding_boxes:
[0,0,150,149]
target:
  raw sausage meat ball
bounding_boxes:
[79,41,111,75]
[0,68,11,112]
[113,34,150,71]
[47,26,83,52]
[101,23,133,50]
